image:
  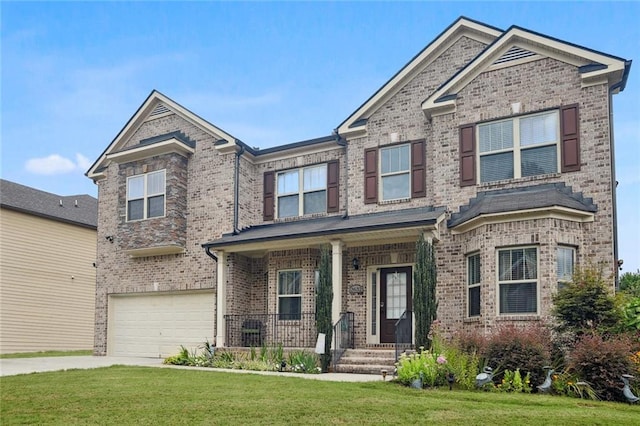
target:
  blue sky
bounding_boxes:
[1,1,638,272]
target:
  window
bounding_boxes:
[498,247,538,314]
[277,164,327,218]
[126,170,165,221]
[557,246,575,291]
[467,253,481,317]
[380,144,410,201]
[278,270,301,320]
[364,140,426,204]
[478,111,559,183]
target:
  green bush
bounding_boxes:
[483,324,551,388]
[496,369,532,393]
[569,334,634,402]
[287,350,320,374]
[396,348,450,388]
[552,267,620,336]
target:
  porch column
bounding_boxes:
[330,240,343,327]
[216,250,227,347]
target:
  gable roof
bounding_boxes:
[0,179,98,229]
[422,25,631,117]
[86,90,240,180]
[337,16,502,137]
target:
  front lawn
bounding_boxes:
[1,366,637,425]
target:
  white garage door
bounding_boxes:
[108,291,214,358]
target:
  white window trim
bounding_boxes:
[126,169,166,222]
[477,110,561,183]
[275,164,327,219]
[496,246,540,316]
[467,252,481,318]
[277,269,302,319]
[379,143,411,202]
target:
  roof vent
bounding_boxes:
[493,46,537,65]
[149,103,170,117]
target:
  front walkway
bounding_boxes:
[0,356,383,382]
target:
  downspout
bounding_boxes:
[233,142,245,235]
[204,246,218,262]
[608,88,620,290]
[334,129,348,218]
[609,60,631,290]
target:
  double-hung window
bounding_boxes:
[278,270,302,320]
[277,165,327,218]
[556,246,575,291]
[498,247,538,314]
[126,170,165,221]
[380,144,410,201]
[467,253,481,317]
[479,111,559,183]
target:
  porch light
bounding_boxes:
[352,257,360,270]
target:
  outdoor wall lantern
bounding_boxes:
[352,257,360,270]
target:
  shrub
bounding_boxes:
[550,369,598,400]
[496,369,532,393]
[396,347,450,388]
[483,324,551,388]
[620,270,640,298]
[568,334,634,402]
[451,329,487,356]
[552,267,620,336]
[287,350,320,373]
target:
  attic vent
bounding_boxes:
[149,103,170,116]
[493,46,537,65]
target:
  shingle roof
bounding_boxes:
[203,205,446,248]
[448,183,597,228]
[0,179,98,229]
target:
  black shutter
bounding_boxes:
[263,171,275,220]
[364,148,378,204]
[459,124,476,187]
[327,160,339,213]
[560,104,581,173]
[411,140,426,198]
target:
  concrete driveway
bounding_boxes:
[0,356,383,382]
[0,356,164,377]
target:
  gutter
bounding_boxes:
[204,246,218,262]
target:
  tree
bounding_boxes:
[620,269,640,298]
[413,234,438,349]
[552,267,620,336]
[315,246,333,372]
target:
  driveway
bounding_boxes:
[0,356,164,377]
[0,356,383,382]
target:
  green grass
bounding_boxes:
[0,350,92,359]
[1,366,637,425]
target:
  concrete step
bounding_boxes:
[334,349,397,375]
[334,363,395,375]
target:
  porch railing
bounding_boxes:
[395,310,413,361]
[224,313,316,348]
[332,311,355,369]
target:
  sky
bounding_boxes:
[1,1,639,272]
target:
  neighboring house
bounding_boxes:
[0,179,97,354]
[87,17,631,358]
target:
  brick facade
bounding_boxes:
[89,18,628,355]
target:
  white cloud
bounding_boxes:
[25,153,91,175]
[75,153,92,171]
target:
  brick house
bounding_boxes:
[87,17,631,358]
